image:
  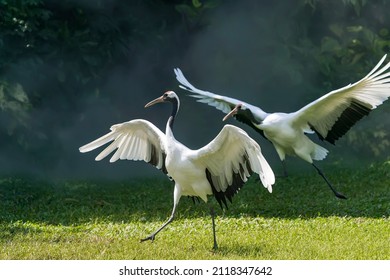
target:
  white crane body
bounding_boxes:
[79,91,275,249]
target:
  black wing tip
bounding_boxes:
[205,153,253,210]
[148,144,168,175]
[312,100,372,144]
[206,169,229,209]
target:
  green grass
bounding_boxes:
[0,162,389,260]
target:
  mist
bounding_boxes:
[1,1,389,182]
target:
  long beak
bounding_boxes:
[223,104,240,121]
[145,95,165,108]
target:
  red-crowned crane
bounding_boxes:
[79,91,275,250]
[175,55,390,200]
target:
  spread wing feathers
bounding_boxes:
[192,125,275,208]
[174,68,254,114]
[291,55,390,144]
[79,119,167,174]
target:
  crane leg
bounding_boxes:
[281,160,288,177]
[312,163,347,199]
[140,204,177,243]
[209,206,218,250]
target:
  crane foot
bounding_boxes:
[334,192,347,200]
[140,234,155,243]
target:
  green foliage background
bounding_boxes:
[0,0,389,177]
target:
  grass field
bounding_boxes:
[0,162,389,260]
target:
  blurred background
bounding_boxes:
[1,0,389,181]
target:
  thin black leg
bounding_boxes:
[141,203,178,242]
[312,163,347,199]
[209,206,218,250]
[140,214,175,242]
[281,160,288,177]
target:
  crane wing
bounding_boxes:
[291,55,390,144]
[192,124,275,208]
[79,119,167,174]
[174,68,241,114]
[175,68,268,136]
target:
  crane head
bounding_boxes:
[145,91,179,108]
[223,103,244,121]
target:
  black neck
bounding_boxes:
[235,111,266,139]
[168,97,179,129]
[243,109,260,125]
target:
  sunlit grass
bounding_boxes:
[0,162,389,259]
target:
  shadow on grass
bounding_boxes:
[0,163,389,227]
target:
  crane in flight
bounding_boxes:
[175,55,390,199]
[79,91,275,249]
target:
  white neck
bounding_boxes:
[166,116,175,139]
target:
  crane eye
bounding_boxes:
[163,91,175,99]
